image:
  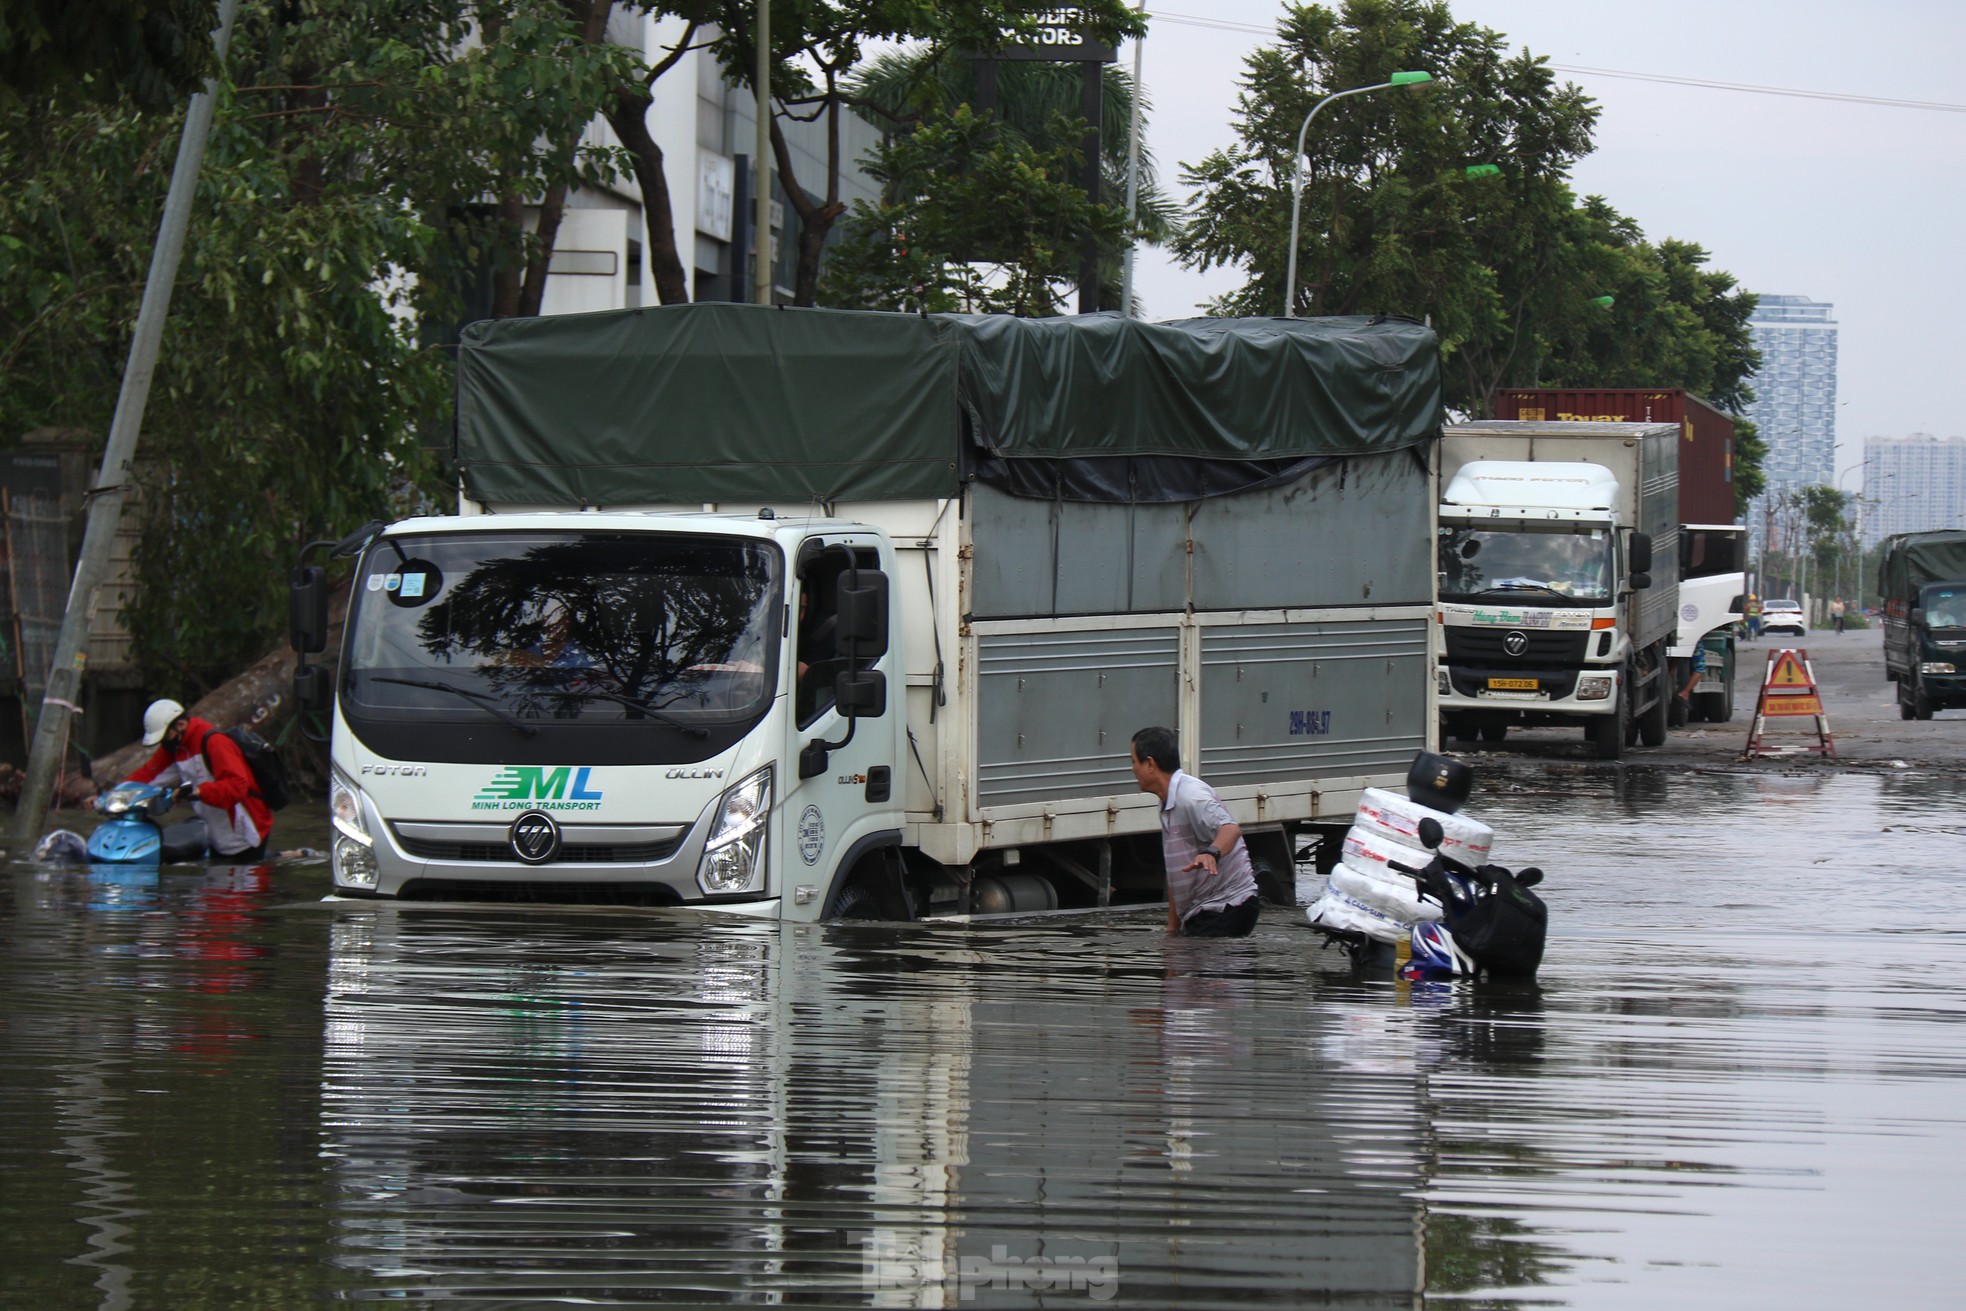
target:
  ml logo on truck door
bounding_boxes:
[473,766,605,812]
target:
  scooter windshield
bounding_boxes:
[1438,525,1614,605]
[340,530,783,766]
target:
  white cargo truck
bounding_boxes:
[293,305,1445,919]
[1435,421,1679,760]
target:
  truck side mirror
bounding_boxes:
[835,570,889,659]
[834,669,886,719]
[1912,607,1926,625]
[293,663,333,714]
[1629,532,1653,575]
[290,565,329,654]
[1630,572,1652,591]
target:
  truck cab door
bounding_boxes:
[782,540,901,908]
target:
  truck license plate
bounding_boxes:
[1487,677,1539,691]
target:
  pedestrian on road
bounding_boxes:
[1831,597,1846,633]
[1129,726,1260,938]
[1745,594,1762,642]
[123,698,273,861]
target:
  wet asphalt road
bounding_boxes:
[1457,623,1963,772]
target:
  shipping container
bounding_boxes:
[1494,389,1737,526]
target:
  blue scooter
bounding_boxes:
[83,781,213,864]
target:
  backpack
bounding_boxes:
[1409,855,1548,979]
[203,727,292,811]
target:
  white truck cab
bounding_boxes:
[1435,422,1679,760]
[309,512,902,921]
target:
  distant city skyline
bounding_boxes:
[1862,434,1966,547]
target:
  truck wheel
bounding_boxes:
[1915,678,1935,721]
[1590,695,1627,761]
[1245,830,1296,905]
[1637,674,1670,747]
[1704,673,1735,724]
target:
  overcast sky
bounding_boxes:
[1122,0,1966,476]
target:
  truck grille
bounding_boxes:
[393,833,687,864]
[1444,628,1590,668]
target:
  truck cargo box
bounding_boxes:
[1494,388,1736,526]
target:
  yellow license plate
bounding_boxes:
[1487,677,1539,691]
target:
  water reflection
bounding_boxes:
[319,913,1452,1306]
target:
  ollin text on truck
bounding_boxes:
[1494,389,1746,728]
[290,305,1447,920]
[1878,529,1966,720]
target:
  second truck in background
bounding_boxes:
[1496,389,1745,726]
[1435,420,1679,759]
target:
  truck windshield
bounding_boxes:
[1438,526,1614,604]
[1924,587,1966,629]
[340,531,782,764]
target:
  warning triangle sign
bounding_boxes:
[1768,650,1812,688]
[1744,647,1835,759]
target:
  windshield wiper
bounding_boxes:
[543,686,711,739]
[368,676,538,737]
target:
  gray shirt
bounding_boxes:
[1160,769,1258,923]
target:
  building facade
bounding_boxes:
[528,14,885,320]
[1862,434,1966,546]
[1743,295,1838,558]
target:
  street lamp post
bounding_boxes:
[1834,464,1864,607]
[1282,70,1433,317]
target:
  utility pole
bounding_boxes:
[10,0,241,853]
[753,0,772,305]
[1119,1,1144,318]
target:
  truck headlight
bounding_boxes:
[334,835,379,890]
[1576,674,1615,701]
[1436,668,1450,695]
[330,771,370,844]
[698,766,772,895]
[1921,662,1957,675]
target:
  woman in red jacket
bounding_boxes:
[125,699,274,860]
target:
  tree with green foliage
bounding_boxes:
[0,0,219,106]
[1174,0,1759,432]
[818,102,1131,315]
[0,0,633,689]
[1731,416,1768,517]
[705,0,1143,307]
[834,49,1176,312]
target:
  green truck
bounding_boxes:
[1878,529,1966,719]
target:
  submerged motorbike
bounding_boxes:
[1389,816,1548,980]
[82,781,213,864]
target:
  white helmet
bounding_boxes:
[141,698,186,747]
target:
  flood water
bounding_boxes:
[4,766,1964,1308]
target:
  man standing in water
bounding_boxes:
[1129,726,1260,937]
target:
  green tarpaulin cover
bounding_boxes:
[456,303,1442,506]
[1878,530,1966,599]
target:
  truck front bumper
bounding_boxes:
[1439,664,1619,723]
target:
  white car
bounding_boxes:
[1761,599,1807,636]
